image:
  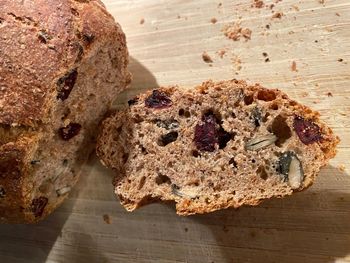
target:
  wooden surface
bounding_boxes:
[1,0,350,262]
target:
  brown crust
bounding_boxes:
[97,79,340,216]
[0,0,124,126]
[0,0,128,223]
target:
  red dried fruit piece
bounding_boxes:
[293,116,322,145]
[58,123,82,141]
[145,90,172,109]
[194,115,218,152]
[31,197,48,217]
[57,69,78,101]
[194,112,233,152]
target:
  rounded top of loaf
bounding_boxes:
[0,0,123,126]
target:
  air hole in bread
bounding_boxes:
[138,176,146,190]
[61,108,71,120]
[270,103,279,110]
[122,153,129,163]
[88,93,96,100]
[203,109,222,123]
[229,157,237,168]
[184,110,191,118]
[257,166,268,180]
[71,8,79,16]
[213,184,222,191]
[244,95,254,105]
[158,131,179,146]
[263,112,270,122]
[192,150,200,158]
[155,174,171,185]
[133,115,143,123]
[257,90,276,101]
[271,115,292,147]
[218,128,233,149]
[178,108,191,118]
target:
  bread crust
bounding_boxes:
[0,0,129,223]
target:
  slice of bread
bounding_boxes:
[97,80,339,215]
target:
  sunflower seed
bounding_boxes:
[245,133,277,150]
[171,184,198,199]
[56,186,72,196]
[279,151,304,189]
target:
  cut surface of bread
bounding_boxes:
[97,80,339,215]
[0,0,130,223]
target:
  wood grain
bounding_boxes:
[0,0,349,262]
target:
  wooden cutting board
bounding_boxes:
[0,0,349,262]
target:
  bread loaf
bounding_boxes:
[97,80,339,215]
[0,0,130,223]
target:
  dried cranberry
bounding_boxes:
[194,119,218,152]
[31,197,48,217]
[159,131,179,146]
[145,90,172,109]
[293,115,322,145]
[194,112,233,152]
[57,69,78,101]
[58,123,82,140]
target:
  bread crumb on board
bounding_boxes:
[291,61,298,72]
[202,51,213,63]
[103,214,112,224]
[140,18,145,24]
[272,12,283,19]
[231,54,242,73]
[338,165,346,172]
[251,0,265,8]
[210,18,217,24]
[222,22,252,41]
[217,49,227,58]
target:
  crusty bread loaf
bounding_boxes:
[97,80,339,215]
[0,0,130,223]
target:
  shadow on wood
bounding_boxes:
[189,165,350,263]
[112,56,160,109]
[0,152,107,263]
